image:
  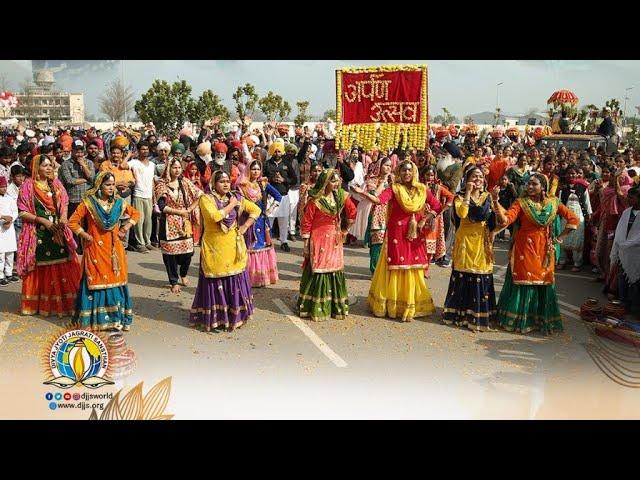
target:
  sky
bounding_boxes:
[2,60,639,120]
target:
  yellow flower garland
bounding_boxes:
[335,65,428,151]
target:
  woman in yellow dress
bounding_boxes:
[442,167,498,332]
[190,170,261,332]
[366,160,441,322]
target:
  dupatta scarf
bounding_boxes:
[83,171,127,275]
[16,155,77,276]
[308,168,350,244]
[391,161,427,241]
[154,159,202,242]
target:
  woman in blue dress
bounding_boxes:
[238,160,283,287]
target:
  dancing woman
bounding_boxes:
[190,171,261,332]
[493,173,579,334]
[154,158,203,293]
[442,167,498,332]
[69,172,140,330]
[238,160,283,287]
[298,168,357,321]
[17,155,82,317]
[366,160,441,322]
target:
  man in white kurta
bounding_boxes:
[0,176,19,285]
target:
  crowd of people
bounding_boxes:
[0,117,639,335]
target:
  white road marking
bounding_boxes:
[0,320,11,348]
[555,272,593,280]
[558,301,580,313]
[273,298,348,368]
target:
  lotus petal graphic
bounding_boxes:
[89,377,174,420]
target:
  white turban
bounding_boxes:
[309,144,318,154]
[157,141,171,152]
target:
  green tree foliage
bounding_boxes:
[135,80,231,135]
[294,101,311,127]
[258,91,291,122]
[193,89,230,127]
[232,83,259,122]
[171,80,196,129]
[135,80,186,136]
[322,109,336,122]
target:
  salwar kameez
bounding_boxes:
[496,197,579,334]
[364,182,389,274]
[424,183,454,267]
[443,193,497,331]
[558,185,591,269]
[155,175,202,286]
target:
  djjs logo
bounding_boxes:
[42,327,114,389]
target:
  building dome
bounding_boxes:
[33,69,55,88]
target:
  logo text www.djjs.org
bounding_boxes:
[45,391,114,412]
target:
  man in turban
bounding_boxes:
[194,141,213,187]
[212,141,230,177]
[264,140,296,252]
[171,142,186,168]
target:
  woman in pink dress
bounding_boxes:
[298,168,357,321]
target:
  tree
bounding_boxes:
[463,115,474,124]
[494,107,502,126]
[258,91,291,122]
[441,107,457,125]
[322,109,336,122]
[192,89,230,127]
[294,101,311,127]
[135,79,198,136]
[232,83,259,123]
[171,80,196,129]
[432,115,446,124]
[99,77,135,122]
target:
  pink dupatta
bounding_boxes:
[16,178,77,276]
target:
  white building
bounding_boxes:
[13,69,85,124]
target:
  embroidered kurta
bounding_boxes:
[501,198,579,285]
[300,196,357,273]
[69,200,140,290]
[199,193,261,278]
[452,193,494,274]
[378,186,442,269]
[424,184,454,259]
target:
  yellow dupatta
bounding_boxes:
[391,161,427,241]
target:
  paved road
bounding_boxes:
[1,239,638,419]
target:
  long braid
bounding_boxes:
[47,178,59,217]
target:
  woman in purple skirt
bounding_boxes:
[190,171,261,332]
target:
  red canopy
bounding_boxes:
[547,90,578,105]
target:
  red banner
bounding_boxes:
[339,70,424,125]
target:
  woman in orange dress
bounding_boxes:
[16,155,82,317]
[68,172,140,331]
[493,173,579,334]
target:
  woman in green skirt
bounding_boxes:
[491,173,579,334]
[298,169,357,321]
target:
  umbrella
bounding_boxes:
[547,90,579,105]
